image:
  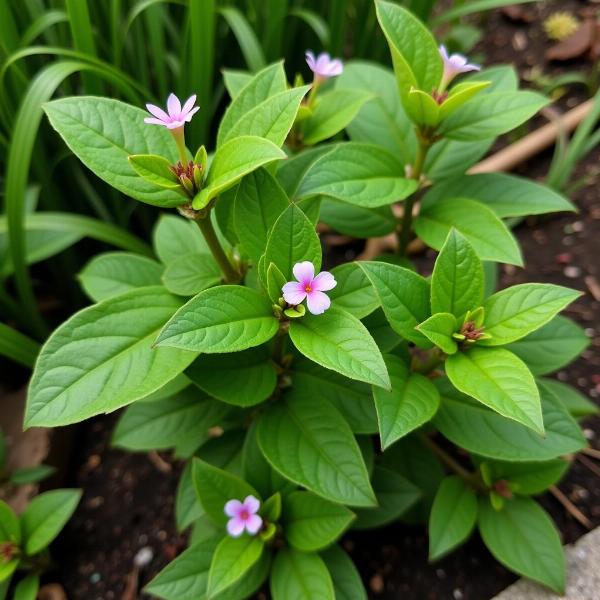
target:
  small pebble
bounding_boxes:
[583,428,595,440]
[436,568,446,579]
[90,573,101,584]
[134,546,153,568]
[370,573,385,594]
[564,266,581,278]
[453,589,464,600]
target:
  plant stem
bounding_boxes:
[194,215,239,284]
[398,135,430,256]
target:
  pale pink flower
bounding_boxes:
[305,50,344,79]
[224,495,262,537]
[439,45,480,88]
[144,93,199,130]
[282,261,337,315]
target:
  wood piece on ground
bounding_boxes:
[549,485,593,529]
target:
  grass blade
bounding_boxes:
[0,322,40,368]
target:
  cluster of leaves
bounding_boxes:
[14,1,596,598]
[0,491,81,599]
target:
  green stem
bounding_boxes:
[171,127,188,164]
[398,135,430,256]
[194,215,239,284]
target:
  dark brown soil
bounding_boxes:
[39,2,600,599]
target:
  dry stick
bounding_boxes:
[581,447,600,460]
[576,453,600,478]
[549,485,593,529]
[358,99,595,260]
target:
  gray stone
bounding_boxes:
[492,527,600,600]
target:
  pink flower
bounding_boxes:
[224,495,262,537]
[439,45,480,88]
[305,51,344,79]
[144,93,200,130]
[282,261,337,315]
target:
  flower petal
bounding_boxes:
[305,50,316,71]
[167,93,181,117]
[166,120,186,130]
[224,499,243,517]
[245,514,263,535]
[243,495,261,514]
[283,282,307,306]
[145,103,169,121]
[181,94,197,115]
[293,261,315,285]
[227,516,245,537]
[326,59,343,76]
[144,117,168,126]
[184,106,200,122]
[312,271,337,292]
[306,290,331,315]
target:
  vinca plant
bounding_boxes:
[18,1,595,597]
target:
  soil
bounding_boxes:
[18,2,600,599]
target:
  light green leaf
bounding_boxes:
[537,378,598,419]
[175,462,203,532]
[416,313,458,354]
[186,347,277,407]
[13,575,39,600]
[439,91,549,140]
[478,497,564,594]
[415,197,522,265]
[358,261,431,346]
[283,491,355,551]
[270,549,335,600]
[156,285,278,353]
[128,154,183,191]
[153,215,207,266]
[257,389,376,507]
[507,316,589,375]
[373,355,440,449]
[44,97,182,207]
[223,69,253,99]
[433,378,586,461]
[329,262,379,319]
[295,143,417,208]
[162,253,222,296]
[320,546,367,600]
[26,287,195,427]
[9,465,56,486]
[78,252,164,302]
[429,476,478,560]
[431,229,484,319]
[20,489,81,555]
[0,501,20,543]
[482,284,582,346]
[303,89,373,145]
[482,459,568,496]
[289,307,390,389]
[438,81,491,120]
[404,89,440,127]
[320,199,396,238]
[446,347,543,433]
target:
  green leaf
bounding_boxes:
[478,497,565,594]
[431,229,484,319]
[0,323,39,369]
[482,459,568,496]
[302,89,373,145]
[9,465,56,486]
[270,549,335,600]
[416,313,458,354]
[421,173,575,218]
[156,286,278,353]
[439,91,549,140]
[266,263,287,303]
[375,0,442,101]
[295,143,417,208]
[192,458,259,526]
[481,284,582,346]
[44,97,183,207]
[234,168,289,264]
[221,85,310,147]
[153,215,207,266]
[320,199,396,238]
[20,489,81,555]
[276,145,335,198]
[261,493,282,522]
[257,389,376,507]
[438,81,491,120]
[218,62,287,146]
[283,491,355,552]
[404,89,440,127]
[358,261,431,346]
[320,546,367,600]
[289,307,390,389]
[0,500,20,543]
[446,347,543,433]
[328,263,379,319]
[78,252,164,302]
[291,357,377,434]
[262,204,321,280]
[415,197,522,265]
[223,69,253,99]
[507,316,589,375]
[194,136,286,209]
[13,575,39,600]
[429,476,478,560]
[207,535,264,598]
[353,466,421,529]
[175,462,203,532]
[186,347,277,407]
[112,388,230,454]
[373,355,440,449]
[162,253,222,297]
[537,378,598,419]
[433,378,586,461]
[26,287,196,427]
[128,154,183,192]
